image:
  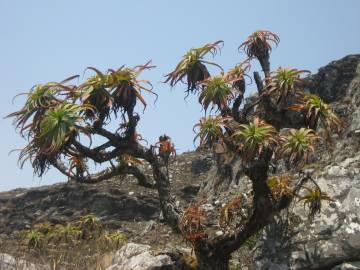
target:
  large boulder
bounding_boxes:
[0,253,48,270]
[106,243,173,270]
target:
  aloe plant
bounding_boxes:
[239,30,280,58]
[299,187,333,220]
[165,41,224,94]
[232,117,278,161]
[280,128,320,165]
[107,61,157,113]
[38,103,91,155]
[193,115,231,148]
[290,93,342,134]
[239,30,279,77]
[225,60,251,92]
[6,83,63,137]
[268,67,310,106]
[267,175,293,200]
[199,76,234,112]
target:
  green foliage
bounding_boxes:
[22,229,46,250]
[290,93,342,134]
[15,103,92,177]
[193,115,230,148]
[77,63,157,120]
[199,76,234,112]
[268,67,310,105]
[107,62,156,112]
[101,230,125,247]
[279,128,320,165]
[51,223,82,243]
[77,70,113,119]
[6,83,64,137]
[38,103,88,154]
[76,214,103,239]
[299,187,333,220]
[17,215,125,270]
[232,117,278,161]
[243,230,263,250]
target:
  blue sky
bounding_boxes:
[0,0,359,191]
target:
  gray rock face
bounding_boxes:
[254,55,360,270]
[106,243,173,270]
[191,155,213,174]
[309,55,360,103]
[332,262,360,270]
[0,181,160,234]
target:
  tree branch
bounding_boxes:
[92,141,114,152]
[51,159,76,181]
[94,127,123,144]
[82,163,154,188]
[53,158,155,188]
[72,140,139,163]
[212,149,275,254]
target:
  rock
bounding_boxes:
[0,253,49,270]
[178,185,200,201]
[332,262,360,270]
[106,243,173,270]
[309,55,360,102]
[327,165,348,177]
[141,220,156,235]
[254,54,360,270]
[0,182,160,233]
[215,230,224,236]
[191,156,213,174]
[201,203,214,213]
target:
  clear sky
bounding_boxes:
[0,0,359,191]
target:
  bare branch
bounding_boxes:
[51,159,76,181]
[52,158,155,188]
[83,163,154,188]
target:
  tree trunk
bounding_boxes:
[194,246,230,270]
[152,163,181,231]
[255,48,270,80]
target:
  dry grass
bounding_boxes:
[0,215,125,270]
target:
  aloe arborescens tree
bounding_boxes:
[8,32,340,270]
